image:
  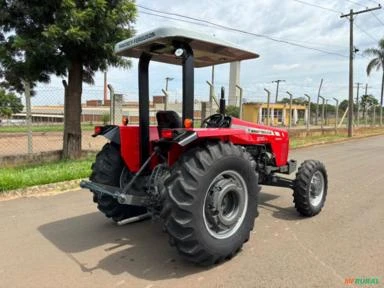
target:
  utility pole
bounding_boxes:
[315,78,323,126]
[355,82,363,126]
[341,5,381,137]
[272,79,285,103]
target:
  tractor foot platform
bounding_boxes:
[80,180,148,206]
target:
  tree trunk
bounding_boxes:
[62,59,83,159]
[380,71,384,126]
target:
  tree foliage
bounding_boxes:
[225,105,240,117]
[364,39,384,125]
[360,94,378,118]
[0,88,23,118]
[0,0,137,158]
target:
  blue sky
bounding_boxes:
[35,0,384,106]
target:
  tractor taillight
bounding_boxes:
[161,129,173,139]
[184,118,193,128]
[94,126,102,135]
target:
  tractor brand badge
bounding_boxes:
[232,124,274,135]
[118,32,156,49]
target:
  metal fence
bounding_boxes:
[0,83,383,158]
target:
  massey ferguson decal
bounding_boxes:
[232,124,274,135]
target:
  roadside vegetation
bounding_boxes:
[0,123,94,133]
[0,156,93,192]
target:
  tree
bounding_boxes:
[360,94,378,118]
[0,1,136,159]
[225,105,240,117]
[0,88,23,118]
[364,39,384,126]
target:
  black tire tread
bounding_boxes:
[90,143,146,222]
[161,142,260,265]
[293,160,328,217]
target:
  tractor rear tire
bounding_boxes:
[90,143,147,222]
[161,142,260,265]
[293,160,328,217]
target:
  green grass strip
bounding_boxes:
[290,134,347,149]
[0,123,94,133]
[0,157,93,192]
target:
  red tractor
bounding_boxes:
[81,27,328,265]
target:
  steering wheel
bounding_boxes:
[201,113,226,128]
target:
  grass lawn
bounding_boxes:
[0,157,93,192]
[290,134,347,149]
[0,123,95,133]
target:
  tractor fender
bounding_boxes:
[93,125,120,145]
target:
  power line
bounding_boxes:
[293,0,381,43]
[345,0,366,7]
[292,0,342,14]
[353,22,379,42]
[340,5,382,137]
[372,12,384,26]
[137,5,348,58]
[344,0,384,27]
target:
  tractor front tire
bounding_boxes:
[161,142,260,265]
[90,143,147,222]
[293,160,328,217]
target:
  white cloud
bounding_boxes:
[272,64,301,71]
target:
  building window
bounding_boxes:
[274,109,283,123]
[261,108,269,123]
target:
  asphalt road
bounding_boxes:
[1,135,383,288]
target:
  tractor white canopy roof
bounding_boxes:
[115,27,259,67]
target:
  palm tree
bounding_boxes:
[364,39,384,126]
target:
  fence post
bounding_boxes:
[304,94,311,131]
[162,89,169,111]
[206,81,219,115]
[333,98,339,134]
[318,96,325,130]
[24,81,33,154]
[107,84,115,125]
[286,91,293,128]
[264,88,271,126]
[236,85,243,119]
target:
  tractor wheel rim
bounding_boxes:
[309,171,324,207]
[203,170,248,240]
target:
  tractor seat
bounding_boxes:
[156,111,182,134]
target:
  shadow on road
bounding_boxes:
[259,191,304,221]
[38,212,208,280]
[37,191,303,280]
